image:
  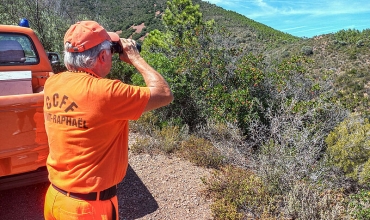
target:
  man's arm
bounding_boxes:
[119,38,173,112]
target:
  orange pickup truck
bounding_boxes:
[0,24,59,190]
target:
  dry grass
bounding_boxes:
[178,135,224,169]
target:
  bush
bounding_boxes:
[179,135,224,169]
[349,51,357,60]
[130,111,159,135]
[130,119,187,154]
[325,114,370,185]
[203,165,271,219]
[130,136,154,154]
[282,182,347,219]
[196,120,248,168]
[154,125,183,153]
[281,50,290,58]
[359,160,370,187]
[248,98,347,194]
[334,68,369,115]
[348,190,370,219]
[301,46,313,56]
[356,39,365,47]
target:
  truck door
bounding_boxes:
[0,33,48,178]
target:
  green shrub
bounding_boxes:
[301,46,313,56]
[130,111,159,135]
[281,50,290,58]
[359,160,370,186]
[203,165,271,219]
[356,39,365,47]
[196,120,247,165]
[334,68,369,115]
[130,136,153,154]
[349,51,357,60]
[179,135,224,168]
[325,114,370,184]
[130,119,186,154]
[154,125,183,153]
[348,190,370,220]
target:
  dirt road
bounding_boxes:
[0,153,213,220]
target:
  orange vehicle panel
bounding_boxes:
[0,24,53,180]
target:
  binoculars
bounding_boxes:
[111,41,141,54]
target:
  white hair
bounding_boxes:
[64,40,111,70]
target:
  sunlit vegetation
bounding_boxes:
[2,0,369,218]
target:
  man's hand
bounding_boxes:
[116,38,173,112]
[118,38,141,65]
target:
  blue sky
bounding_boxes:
[203,0,370,38]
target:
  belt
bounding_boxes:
[52,184,117,201]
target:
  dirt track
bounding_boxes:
[0,153,213,220]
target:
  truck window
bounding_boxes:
[0,33,39,66]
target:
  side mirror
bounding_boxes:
[46,52,60,64]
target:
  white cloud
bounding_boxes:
[204,0,370,18]
[280,26,306,31]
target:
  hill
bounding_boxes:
[195,0,300,49]
[56,0,301,50]
[60,0,368,112]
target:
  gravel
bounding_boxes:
[0,152,213,220]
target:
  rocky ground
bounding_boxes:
[0,152,213,220]
[119,153,213,219]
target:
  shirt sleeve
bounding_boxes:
[97,79,150,120]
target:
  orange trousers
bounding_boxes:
[44,184,118,220]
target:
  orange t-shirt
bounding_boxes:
[43,71,150,193]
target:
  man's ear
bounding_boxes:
[98,50,106,63]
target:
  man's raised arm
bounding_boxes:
[119,38,173,112]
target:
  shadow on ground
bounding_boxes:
[118,165,159,219]
[0,164,158,220]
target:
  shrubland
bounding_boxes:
[1,0,369,219]
[129,0,370,218]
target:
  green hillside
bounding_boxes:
[195,0,300,49]
[0,0,300,50]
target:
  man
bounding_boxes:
[43,21,173,220]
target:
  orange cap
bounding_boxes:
[64,21,119,52]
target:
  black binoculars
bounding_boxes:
[111,41,141,54]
